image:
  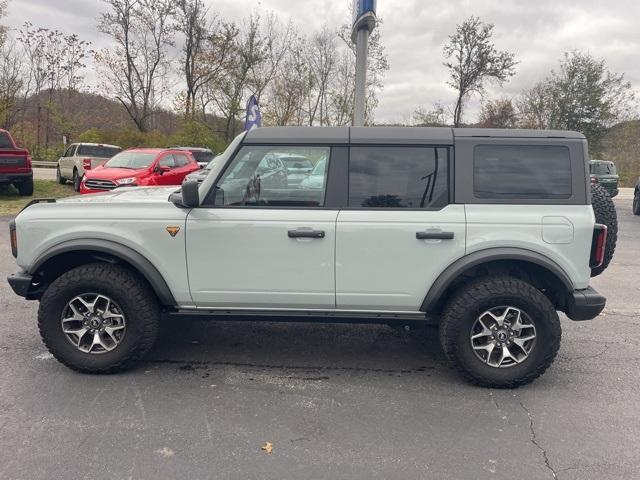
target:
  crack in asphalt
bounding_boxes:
[520,401,558,480]
[560,343,609,361]
[145,358,435,375]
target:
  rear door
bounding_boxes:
[336,145,466,311]
[186,144,338,309]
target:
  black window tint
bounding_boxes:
[0,132,13,148]
[348,147,449,209]
[77,145,121,158]
[474,145,571,199]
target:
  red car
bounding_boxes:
[80,148,200,194]
[0,129,33,196]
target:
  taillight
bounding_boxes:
[9,220,17,258]
[83,158,92,170]
[590,224,607,268]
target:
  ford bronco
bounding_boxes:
[7,127,610,387]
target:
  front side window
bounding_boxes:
[474,145,572,199]
[173,153,190,167]
[214,146,330,207]
[348,147,449,209]
[159,154,176,168]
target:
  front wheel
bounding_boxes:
[633,189,640,216]
[56,166,67,185]
[38,263,160,373]
[72,169,81,192]
[439,276,561,388]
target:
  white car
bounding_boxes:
[8,126,611,388]
[56,143,121,191]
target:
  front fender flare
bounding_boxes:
[30,239,176,306]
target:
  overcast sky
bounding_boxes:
[6,0,640,123]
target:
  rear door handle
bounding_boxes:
[416,231,455,240]
[288,229,325,239]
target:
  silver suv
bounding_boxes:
[8,127,611,387]
[56,143,121,191]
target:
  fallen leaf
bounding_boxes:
[261,442,273,454]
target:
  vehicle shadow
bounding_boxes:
[145,318,452,382]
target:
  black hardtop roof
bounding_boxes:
[243,126,585,145]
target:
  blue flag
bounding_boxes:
[245,95,262,131]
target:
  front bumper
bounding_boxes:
[7,271,43,300]
[565,286,606,321]
[0,171,32,184]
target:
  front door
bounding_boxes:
[336,146,466,311]
[186,144,337,309]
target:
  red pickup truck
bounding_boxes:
[0,129,33,196]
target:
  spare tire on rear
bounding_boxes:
[591,183,617,277]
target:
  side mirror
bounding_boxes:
[155,165,171,174]
[181,179,200,208]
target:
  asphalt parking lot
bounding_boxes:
[0,193,638,480]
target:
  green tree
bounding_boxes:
[478,97,518,128]
[520,51,637,154]
[443,17,517,127]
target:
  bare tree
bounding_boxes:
[176,0,210,118]
[97,0,175,132]
[443,16,517,127]
[0,41,24,129]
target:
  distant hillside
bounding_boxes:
[601,120,640,186]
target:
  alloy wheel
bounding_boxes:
[60,293,126,354]
[470,306,537,368]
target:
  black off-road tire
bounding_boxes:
[38,263,160,373]
[633,188,640,216]
[439,276,561,388]
[72,168,81,192]
[591,183,617,277]
[16,178,34,196]
[56,166,67,184]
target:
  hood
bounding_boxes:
[84,167,149,180]
[58,186,179,204]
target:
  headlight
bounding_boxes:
[116,177,137,185]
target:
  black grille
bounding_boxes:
[0,155,26,168]
[84,179,117,190]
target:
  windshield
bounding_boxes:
[198,132,246,197]
[192,151,214,163]
[590,162,617,175]
[105,151,157,169]
[282,157,313,170]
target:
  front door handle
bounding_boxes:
[288,229,325,239]
[416,231,455,240]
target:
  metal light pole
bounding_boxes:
[351,1,377,126]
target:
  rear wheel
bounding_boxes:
[591,183,617,277]
[56,166,67,184]
[633,189,640,216]
[439,276,561,388]
[38,263,160,373]
[72,168,81,192]
[16,178,34,196]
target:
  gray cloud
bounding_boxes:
[6,0,640,123]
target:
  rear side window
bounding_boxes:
[173,153,190,167]
[76,145,121,158]
[348,147,449,209]
[474,145,572,199]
